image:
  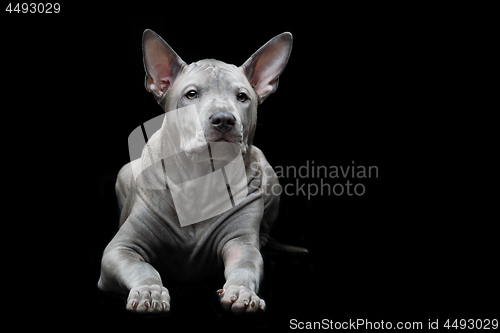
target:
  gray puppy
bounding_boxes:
[98,30,305,314]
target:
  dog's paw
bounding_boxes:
[126,284,170,314]
[217,285,265,313]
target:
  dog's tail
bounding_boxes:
[262,238,309,255]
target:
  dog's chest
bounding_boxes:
[153,218,227,281]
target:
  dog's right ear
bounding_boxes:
[143,29,186,102]
[241,32,292,104]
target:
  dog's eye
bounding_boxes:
[185,90,198,99]
[237,92,248,102]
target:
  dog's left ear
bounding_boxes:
[241,32,292,104]
[143,29,186,102]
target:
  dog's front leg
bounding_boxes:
[219,236,265,313]
[98,247,170,314]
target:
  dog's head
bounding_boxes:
[142,29,292,162]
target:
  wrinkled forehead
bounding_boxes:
[180,60,249,88]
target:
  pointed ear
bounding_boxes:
[241,32,292,104]
[143,29,186,102]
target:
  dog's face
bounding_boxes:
[142,30,292,162]
[164,59,257,159]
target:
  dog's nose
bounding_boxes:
[210,111,236,133]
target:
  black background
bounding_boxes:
[2,4,496,330]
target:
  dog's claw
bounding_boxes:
[126,284,170,314]
[217,289,224,295]
[219,285,264,313]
